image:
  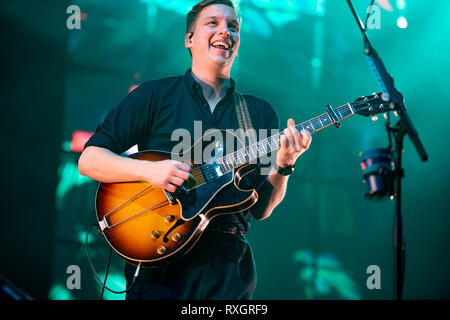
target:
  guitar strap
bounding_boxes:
[233,91,256,148]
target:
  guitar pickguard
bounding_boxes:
[178,170,234,221]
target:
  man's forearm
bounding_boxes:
[78,146,146,183]
[251,167,289,220]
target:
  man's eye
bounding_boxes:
[208,21,217,25]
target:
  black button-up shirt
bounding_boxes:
[85,69,279,229]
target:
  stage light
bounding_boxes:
[129,84,139,93]
[397,16,408,29]
[70,130,94,153]
[396,0,405,10]
[311,57,322,68]
[360,148,395,200]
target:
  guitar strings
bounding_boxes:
[135,97,379,191]
[103,185,155,218]
[100,97,380,228]
[106,199,171,229]
[206,97,378,171]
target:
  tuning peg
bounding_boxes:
[372,115,378,121]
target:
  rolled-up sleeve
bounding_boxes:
[84,83,154,155]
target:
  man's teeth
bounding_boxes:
[211,41,230,49]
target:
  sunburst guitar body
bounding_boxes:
[95,133,259,268]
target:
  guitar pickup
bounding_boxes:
[200,163,223,183]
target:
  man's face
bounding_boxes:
[186,4,240,69]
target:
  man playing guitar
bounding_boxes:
[79,0,312,299]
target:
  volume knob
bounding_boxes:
[171,233,181,241]
[151,230,161,239]
[164,215,175,223]
[157,246,166,255]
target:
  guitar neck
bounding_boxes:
[216,103,356,173]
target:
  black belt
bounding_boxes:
[207,224,246,237]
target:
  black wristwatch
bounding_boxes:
[276,163,295,176]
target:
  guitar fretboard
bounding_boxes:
[216,103,355,173]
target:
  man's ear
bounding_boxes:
[185,32,194,48]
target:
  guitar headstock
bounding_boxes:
[352,93,395,117]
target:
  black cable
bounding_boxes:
[100,247,112,300]
[85,223,141,296]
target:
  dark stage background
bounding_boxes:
[1,0,449,300]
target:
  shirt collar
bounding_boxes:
[183,69,236,102]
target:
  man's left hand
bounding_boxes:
[277,118,312,168]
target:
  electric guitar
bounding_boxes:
[95,93,393,267]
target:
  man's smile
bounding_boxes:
[211,40,231,50]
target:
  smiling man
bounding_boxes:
[78,0,311,300]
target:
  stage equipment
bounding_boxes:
[360,148,395,200]
[347,0,428,300]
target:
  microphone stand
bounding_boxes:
[346,0,428,300]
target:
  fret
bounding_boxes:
[338,105,351,118]
[270,136,278,149]
[237,149,243,160]
[335,107,342,119]
[249,145,256,159]
[213,99,360,173]
[311,118,322,131]
[233,153,239,165]
[319,113,332,127]
[347,103,355,115]
[225,155,234,168]
[236,150,246,164]
[244,150,251,164]
[304,121,313,132]
[265,139,272,153]
[258,142,266,155]
[252,144,259,157]
[318,116,324,127]
[260,139,269,153]
[216,158,225,172]
[221,160,229,172]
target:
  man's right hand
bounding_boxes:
[79,147,193,191]
[141,160,193,193]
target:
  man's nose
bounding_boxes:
[218,23,231,37]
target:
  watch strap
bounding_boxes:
[276,163,295,176]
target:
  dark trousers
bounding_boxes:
[124,231,257,300]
